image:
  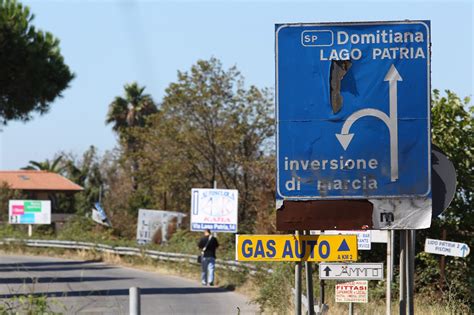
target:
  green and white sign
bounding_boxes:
[9,200,51,224]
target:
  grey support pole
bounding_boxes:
[349,302,354,315]
[319,231,326,313]
[295,230,302,315]
[318,279,325,314]
[386,230,392,315]
[129,287,141,315]
[399,230,406,315]
[391,230,395,281]
[305,231,315,315]
[406,230,415,315]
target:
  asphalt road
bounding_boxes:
[0,254,258,314]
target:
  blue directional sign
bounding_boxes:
[276,21,431,199]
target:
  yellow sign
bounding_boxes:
[235,234,357,262]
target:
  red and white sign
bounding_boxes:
[335,280,368,303]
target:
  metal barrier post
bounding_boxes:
[130,287,141,315]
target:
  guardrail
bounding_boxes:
[0,238,261,274]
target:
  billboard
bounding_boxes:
[136,209,186,244]
[9,200,51,224]
[190,188,238,233]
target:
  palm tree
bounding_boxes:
[106,82,158,136]
[106,82,158,190]
[22,156,65,173]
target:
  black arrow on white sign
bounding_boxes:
[323,266,332,277]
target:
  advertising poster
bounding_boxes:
[335,281,368,303]
[9,200,51,224]
[136,209,186,244]
[190,188,238,233]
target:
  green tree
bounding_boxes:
[62,146,104,214]
[0,0,74,125]
[100,148,138,238]
[416,90,473,310]
[431,90,473,226]
[132,58,275,231]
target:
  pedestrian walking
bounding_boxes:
[198,229,219,286]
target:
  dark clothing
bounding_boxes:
[198,235,219,258]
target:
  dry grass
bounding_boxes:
[325,299,456,315]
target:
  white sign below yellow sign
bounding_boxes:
[335,280,368,303]
[235,234,357,262]
[319,263,384,280]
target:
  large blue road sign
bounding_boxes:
[276,21,431,199]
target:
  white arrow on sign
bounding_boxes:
[336,64,402,182]
[425,238,470,258]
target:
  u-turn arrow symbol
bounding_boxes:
[335,64,402,182]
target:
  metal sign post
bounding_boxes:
[386,230,392,315]
[295,230,302,315]
[305,261,314,315]
[406,230,415,315]
[319,279,325,314]
[391,230,395,281]
[399,230,406,315]
[305,231,315,315]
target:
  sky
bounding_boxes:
[0,0,472,170]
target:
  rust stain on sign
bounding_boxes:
[276,200,373,231]
[330,59,352,114]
